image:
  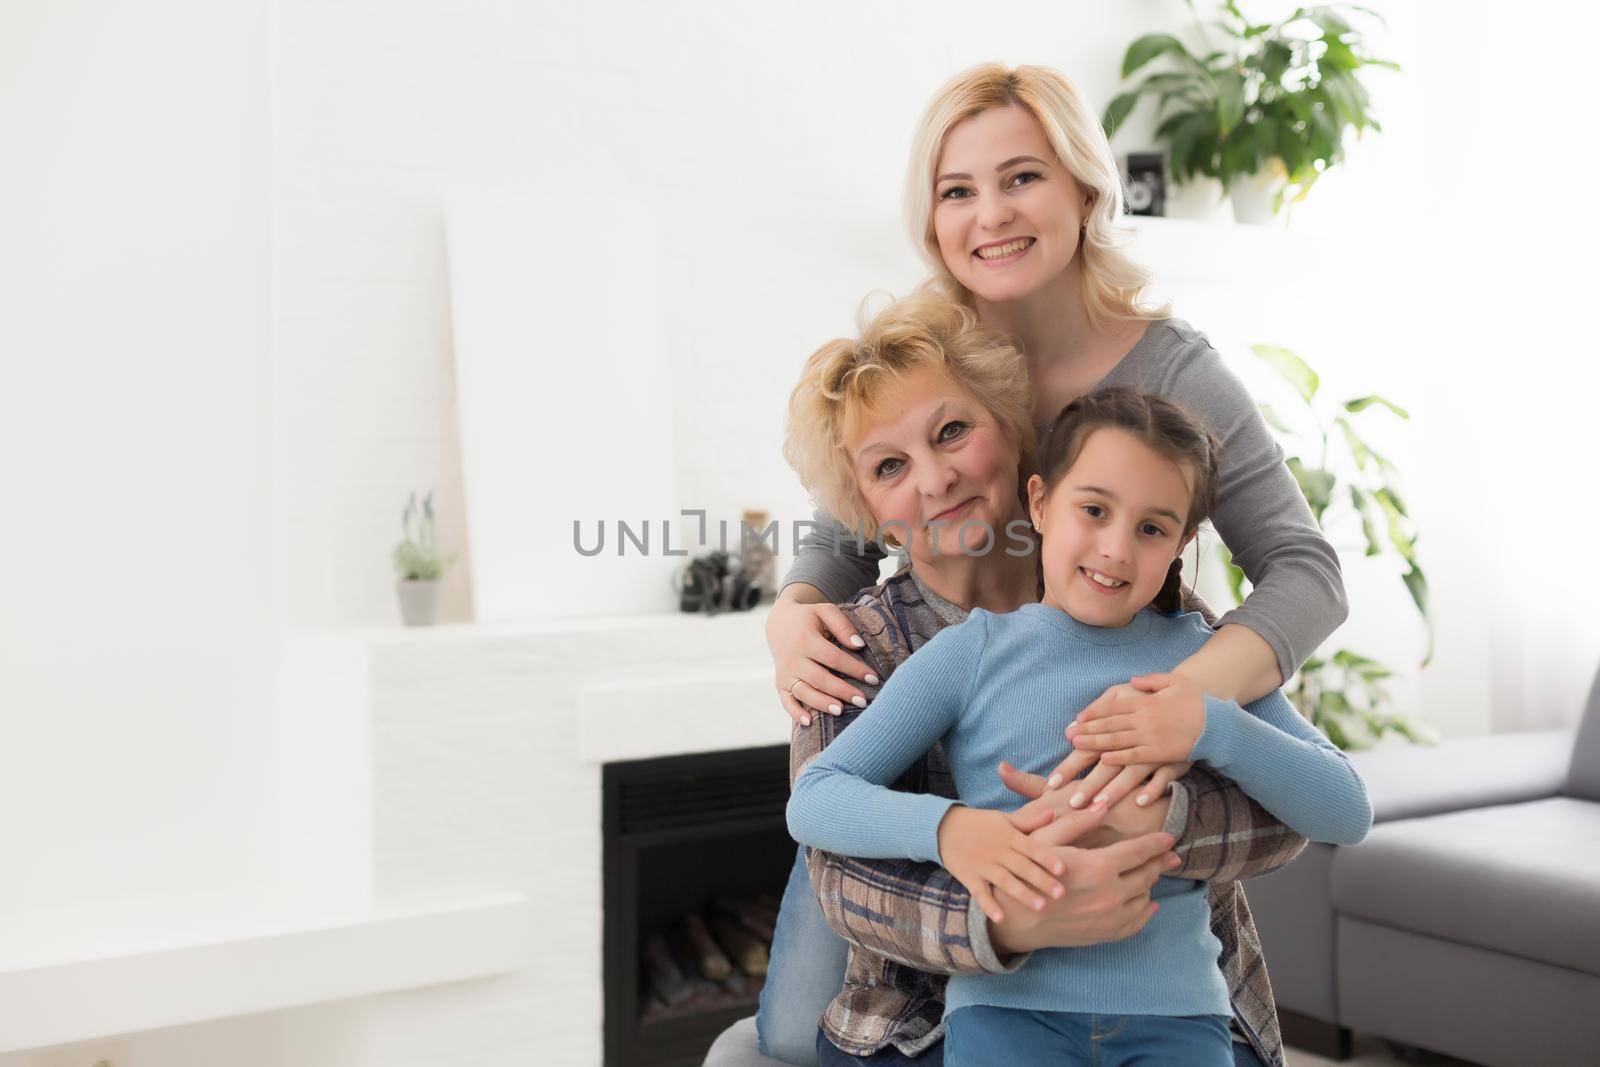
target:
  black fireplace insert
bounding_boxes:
[602,744,797,1067]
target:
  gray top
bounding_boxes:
[782,317,1348,682]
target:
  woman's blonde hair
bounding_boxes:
[784,291,1036,545]
[905,62,1169,329]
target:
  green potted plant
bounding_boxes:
[1103,1,1396,223]
[1214,344,1433,749]
[393,490,458,626]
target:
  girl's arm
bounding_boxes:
[786,622,978,862]
[1190,687,1372,845]
[788,615,1066,922]
[1069,664,1372,845]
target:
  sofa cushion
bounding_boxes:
[1348,730,1571,823]
[1331,797,1600,976]
[1567,660,1600,801]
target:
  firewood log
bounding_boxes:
[678,913,733,980]
[712,895,776,941]
[710,915,770,976]
[642,934,691,1007]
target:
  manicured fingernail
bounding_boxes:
[1068,792,1085,808]
[1033,898,1045,911]
[1046,773,1063,789]
[865,674,879,685]
[800,715,811,726]
[1090,797,1108,812]
[1166,855,1182,869]
[849,635,865,647]
[828,704,842,715]
[1093,794,1106,806]
[852,695,867,708]
[1136,794,1150,806]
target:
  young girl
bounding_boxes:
[786,387,1372,1066]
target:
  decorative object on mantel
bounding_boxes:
[674,511,775,615]
[1124,152,1166,216]
[1215,344,1434,749]
[739,508,777,595]
[1102,1,1396,224]
[392,490,458,626]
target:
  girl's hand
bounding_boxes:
[1000,757,1191,816]
[1066,672,1207,766]
[765,594,878,726]
[936,806,1068,923]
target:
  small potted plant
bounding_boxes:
[393,490,457,626]
[1103,1,1396,223]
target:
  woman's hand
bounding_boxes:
[765,590,878,726]
[1066,672,1207,766]
[936,806,1068,923]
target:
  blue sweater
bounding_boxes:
[787,603,1372,1020]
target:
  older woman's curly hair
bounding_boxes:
[783,289,1035,545]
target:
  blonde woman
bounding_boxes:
[753,64,1345,1067]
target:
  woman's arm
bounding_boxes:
[767,510,888,721]
[781,508,887,604]
[1163,337,1350,701]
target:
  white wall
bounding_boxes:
[0,0,279,916]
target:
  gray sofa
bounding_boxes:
[1244,662,1600,1066]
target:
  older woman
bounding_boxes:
[734,291,1307,1067]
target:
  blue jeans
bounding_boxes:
[944,1006,1234,1066]
[756,846,851,1066]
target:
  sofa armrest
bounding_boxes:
[1348,729,1573,824]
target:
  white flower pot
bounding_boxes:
[396,579,443,626]
[1229,169,1286,226]
[1162,176,1230,222]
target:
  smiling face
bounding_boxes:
[1027,427,1197,627]
[848,364,1022,564]
[931,104,1090,305]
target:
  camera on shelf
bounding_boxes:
[676,550,766,615]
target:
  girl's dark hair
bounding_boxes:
[1035,386,1221,614]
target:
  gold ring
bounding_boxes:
[788,678,805,696]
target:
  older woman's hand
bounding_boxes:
[765,590,878,726]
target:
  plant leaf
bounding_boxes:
[1402,564,1434,665]
[1350,485,1382,556]
[1287,457,1336,521]
[1258,402,1293,435]
[1335,416,1374,472]
[1103,91,1140,136]
[1345,394,1411,419]
[1251,343,1320,403]
[1122,33,1194,78]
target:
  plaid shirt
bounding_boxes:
[789,568,1307,1067]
